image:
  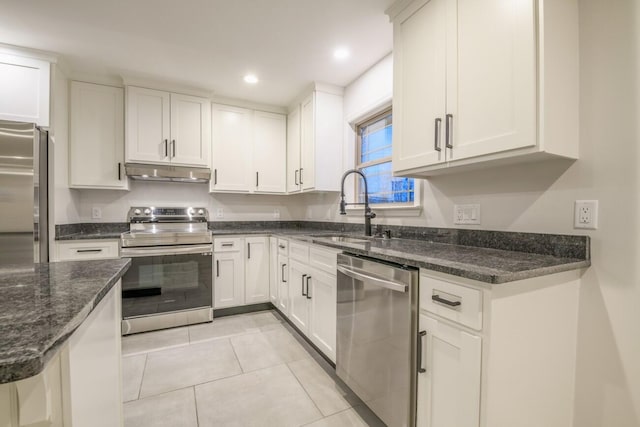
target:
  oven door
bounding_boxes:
[121,244,212,319]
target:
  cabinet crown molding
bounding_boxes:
[121,75,214,98]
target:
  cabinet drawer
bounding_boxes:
[57,240,119,261]
[288,240,309,263]
[277,238,289,256]
[309,245,339,275]
[214,237,243,252]
[420,274,483,330]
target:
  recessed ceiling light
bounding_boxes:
[333,47,350,60]
[243,74,259,84]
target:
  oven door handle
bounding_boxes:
[121,244,213,258]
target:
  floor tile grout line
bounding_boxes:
[285,362,326,421]
[192,386,200,427]
[136,353,149,401]
[298,407,358,427]
[227,336,246,373]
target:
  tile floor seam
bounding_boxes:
[192,386,200,427]
[284,361,326,422]
[136,353,149,401]
[298,407,355,427]
[227,336,245,373]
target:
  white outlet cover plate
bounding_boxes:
[574,200,598,229]
[91,207,102,220]
[454,204,481,225]
[216,208,224,218]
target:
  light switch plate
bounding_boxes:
[574,200,598,229]
[454,204,481,225]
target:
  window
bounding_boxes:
[356,109,415,205]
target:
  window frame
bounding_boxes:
[354,108,420,210]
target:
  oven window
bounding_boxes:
[122,253,212,318]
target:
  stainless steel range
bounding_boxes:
[120,207,213,335]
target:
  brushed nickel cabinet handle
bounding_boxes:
[418,330,427,373]
[434,118,442,152]
[445,114,453,149]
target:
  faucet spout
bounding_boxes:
[339,169,376,236]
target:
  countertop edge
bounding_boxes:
[0,259,131,384]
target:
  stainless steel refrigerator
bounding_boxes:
[0,120,49,268]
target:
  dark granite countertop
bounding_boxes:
[292,234,590,284]
[56,231,123,241]
[0,259,131,383]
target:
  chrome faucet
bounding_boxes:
[339,169,376,236]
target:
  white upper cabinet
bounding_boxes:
[211,104,253,192]
[388,0,578,176]
[210,104,287,194]
[0,52,50,126]
[126,86,209,167]
[70,81,127,190]
[253,111,286,193]
[288,85,344,193]
[169,93,211,166]
[286,106,301,192]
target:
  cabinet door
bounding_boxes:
[308,268,337,362]
[300,93,315,190]
[214,251,245,308]
[392,0,447,173]
[245,237,270,304]
[277,255,289,315]
[0,53,50,126]
[70,81,127,190]
[446,0,536,162]
[253,111,286,193]
[417,313,481,427]
[288,260,310,333]
[286,106,301,193]
[126,86,171,164]
[269,237,279,305]
[211,104,253,192]
[169,93,210,167]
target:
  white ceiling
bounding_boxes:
[0,0,394,107]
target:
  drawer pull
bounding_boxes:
[76,249,103,253]
[432,294,461,307]
[278,244,286,249]
[221,243,234,247]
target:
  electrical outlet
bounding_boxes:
[216,208,224,218]
[574,200,598,229]
[453,204,481,225]
[91,207,102,220]
[273,209,280,219]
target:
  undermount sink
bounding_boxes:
[310,234,371,244]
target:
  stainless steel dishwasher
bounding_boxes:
[336,253,419,427]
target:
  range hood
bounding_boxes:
[125,163,210,183]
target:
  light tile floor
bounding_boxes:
[122,310,385,427]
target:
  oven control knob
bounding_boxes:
[134,209,141,215]
[188,208,195,214]
[198,209,205,215]
[144,208,151,215]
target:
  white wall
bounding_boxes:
[65,183,305,223]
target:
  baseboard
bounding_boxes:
[213,302,274,318]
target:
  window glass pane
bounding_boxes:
[358,161,415,204]
[357,110,416,206]
[360,113,392,164]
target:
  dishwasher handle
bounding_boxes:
[337,265,408,293]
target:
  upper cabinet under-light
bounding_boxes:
[387,0,579,177]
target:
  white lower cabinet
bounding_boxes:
[213,250,245,309]
[55,240,120,261]
[279,241,339,362]
[418,269,580,427]
[269,237,278,305]
[417,313,481,427]
[288,259,310,332]
[277,254,289,315]
[213,236,271,309]
[307,267,337,360]
[245,237,270,304]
